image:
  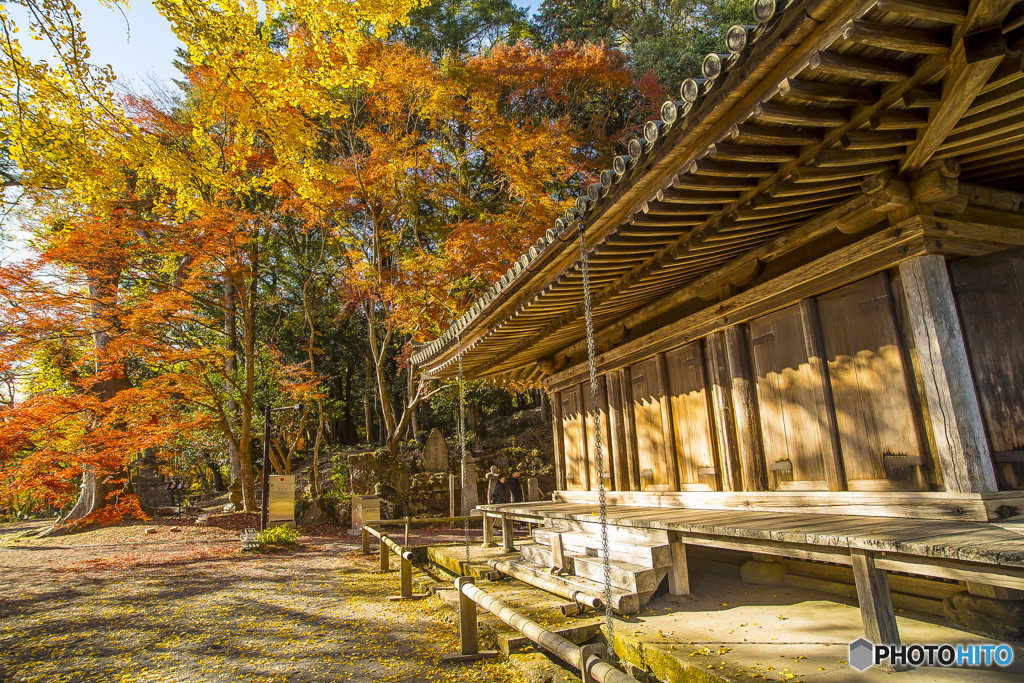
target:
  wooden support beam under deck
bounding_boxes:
[851,548,907,671]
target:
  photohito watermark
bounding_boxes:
[849,638,1015,671]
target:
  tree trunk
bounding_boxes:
[407,360,419,436]
[236,250,259,513]
[50,271,132,533]
[224,275,242,483]
[364,347,375,445]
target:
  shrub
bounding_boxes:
[258,524,298,548]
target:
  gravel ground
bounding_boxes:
[0,518,520,683]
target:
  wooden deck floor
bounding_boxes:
[479,501,1024,577]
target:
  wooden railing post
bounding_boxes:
[440,577,499,662]
[361,527,370,555]
[380,533,390,572]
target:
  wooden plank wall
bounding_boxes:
[950,250,1024,490]
[550,256,1024,496]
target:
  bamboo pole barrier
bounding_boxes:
[365,525,425,600]
[457,580,637,683]
[488,558,604,611]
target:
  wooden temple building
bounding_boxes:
[413,0,1024,647]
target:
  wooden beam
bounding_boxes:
[778,77,879,105]
[897,255,998,493]
[705,331,743,492]
[723,325,767,492]
[753,102,848,127]
[841,19,950,54]
[850,549,906,671]
[619,367,641,491]
[877,0,967,24]
[667,531,691,595]
[901,21,1011,173]
[552,390,566,490]
[608,370,628,492]
[808,49,914,82]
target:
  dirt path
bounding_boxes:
[0,525,523,683]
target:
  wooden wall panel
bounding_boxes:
[817,273,924,491]
[582,375,615,491]
[630,358,674,490]
[750,304,829,491]
[560,387,588,490]
[950,251,1024,490]
[665,341,718,491]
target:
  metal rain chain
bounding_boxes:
[579,221,616,662]
[456,330,471,565]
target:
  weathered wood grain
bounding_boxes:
[898,255,997,493]
[851,549,905,661]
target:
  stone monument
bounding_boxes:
[461,455,478,513]
[132,449,172,509]
[226,478,243,512]
[422,428,449,472]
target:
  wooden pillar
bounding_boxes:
[619,368,641,491]
[361,527,370,555]
[667,531,690,595]
[551,391,566,491]
[705,331,743,491]
[501,514,514,552]
[799,299,847,492]
[607,371,629,492]
[595,374,614,490]
[851,549,907,672]
[723,325,766,491]
[655,352,681,491]
[899,255,997,493]
[482,512,494,546]
[576,383,591,491]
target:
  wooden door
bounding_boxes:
[817,274,924,491]
[950,252,1024,490]
[665,341,718,491]
[630,358,674,490]
[750,304,829,490]
[581,375,615,490]
[560,386,589,490]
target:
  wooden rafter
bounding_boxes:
[901,0,1018,173]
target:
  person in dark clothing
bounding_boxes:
[488,475,510,540]
[508,470,524,503]
[490,475,511,505]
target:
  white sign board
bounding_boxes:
[268,474,296,528]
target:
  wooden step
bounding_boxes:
[572,554,661,594]
[520,543,660,594]
[532,528,672,568]
[498,556,642,614]
[544,518,670,545]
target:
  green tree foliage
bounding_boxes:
[532,0,755,89]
